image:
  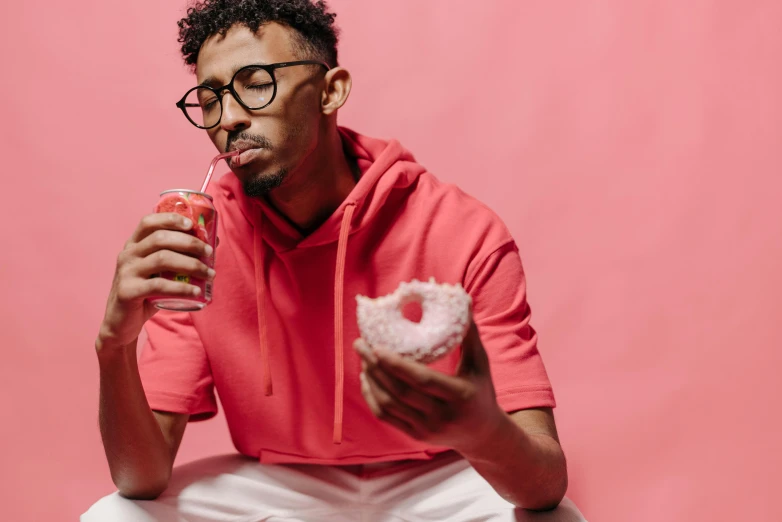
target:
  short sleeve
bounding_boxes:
[138,311,218,421]
[465,240,556,412]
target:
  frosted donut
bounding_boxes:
[356,278,472,363]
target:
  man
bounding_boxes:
[84,1,586,520]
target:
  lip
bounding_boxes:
[229,147,264,168]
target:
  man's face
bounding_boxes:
[196,23,326,197]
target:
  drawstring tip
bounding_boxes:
[333,423,343,444]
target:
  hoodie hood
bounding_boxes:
[222,127,426,252]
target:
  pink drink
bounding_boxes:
[148,189,217,311]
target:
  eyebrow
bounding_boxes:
[199,62,270,87]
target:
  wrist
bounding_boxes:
[95,326,137,357]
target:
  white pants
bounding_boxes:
[82,453,586,522]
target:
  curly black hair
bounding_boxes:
[178,0,340,69]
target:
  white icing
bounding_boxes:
[356,278,472,363]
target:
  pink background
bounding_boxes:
[2,1,781,520]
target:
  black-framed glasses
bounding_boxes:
[176,60,330,129]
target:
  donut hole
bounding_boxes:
[400,295,423,323]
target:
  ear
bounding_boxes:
[321,67,352,115]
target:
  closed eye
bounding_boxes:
[245,83,273,91]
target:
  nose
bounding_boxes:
[219,90,250,132]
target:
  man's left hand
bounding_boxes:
[354,321,506,455]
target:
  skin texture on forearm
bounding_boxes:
[96,338,182,500]
[93,197,211,499]
[460,410,568,511]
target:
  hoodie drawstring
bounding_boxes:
[333,203,355,444]
[254,212,273,396]
[253,203,355,442]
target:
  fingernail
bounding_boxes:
[192,286,201,295]
[207,268,216,280]
[183,218,193,229]
[354,340,377,364]
[204,245,214,256]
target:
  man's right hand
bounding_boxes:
[96,212,215,351]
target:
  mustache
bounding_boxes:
[225,131,274,152]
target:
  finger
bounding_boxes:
[115,276,202,303]
[134,229,212,259]
[133,250,214,281]
[374,347,473,402]
[360,371,383,416]
[362,371,426,432]
[360,372,421,439]
[456,320,490,376]
[365,362,444,417]
[353,338,378,366]
[357,338,434,410]
[379,411,422,440]
[356,339,437,415]
[131,213,193,243]
[368,366,453,433]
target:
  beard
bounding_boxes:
[225,131,286,197]
[243,167,288,197]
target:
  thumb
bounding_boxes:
[456,320,490,376]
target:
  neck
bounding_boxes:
[265,125,357,234]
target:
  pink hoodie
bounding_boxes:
[139,127,555,465]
